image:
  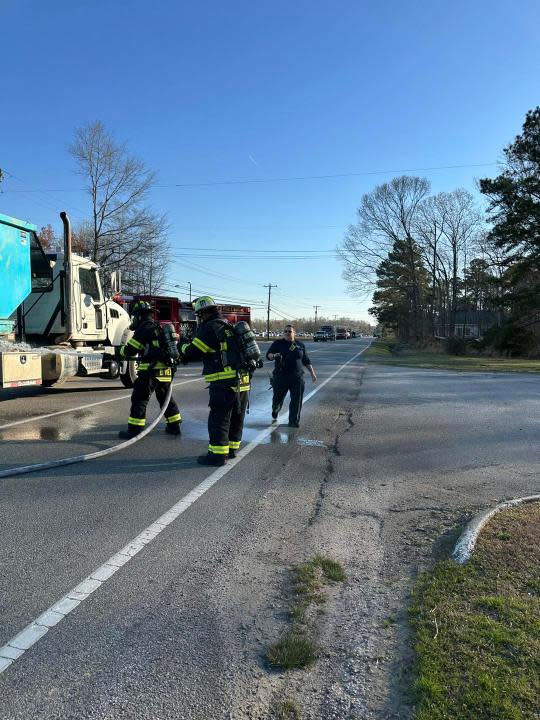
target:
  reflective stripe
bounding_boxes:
[204,368,237,382]
[128,338,145,350]
[166,413,182,424]
[228,441,240,450]
[138,362,169,371]
[181,343,191,354]
[208,444,229,455]
[119,345,126,358]
[128,417,146,426]
[152,340,160,347]
[156,376,172,383]
[193,337,214,354]
[220,341,227,350]
[232,384,250,392]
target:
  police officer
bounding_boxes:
[179,296,250,466]
[267,324,317,427]
[118,300,182,438]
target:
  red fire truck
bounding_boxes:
[114,295,251,342]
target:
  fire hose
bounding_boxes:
[0,383,173,480]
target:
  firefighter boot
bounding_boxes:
[118,427,143,439]
[197,453,227,467]
[165,423,182,436]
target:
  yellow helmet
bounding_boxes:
[192,296,216,314]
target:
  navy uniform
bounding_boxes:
[180,296,249,466]
[118,301,182,439]
[267,331,315,427]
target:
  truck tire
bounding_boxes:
[42,377,67,388]
[120,361,138,388]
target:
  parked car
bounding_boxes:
[319,325,336,341]
[313,329,328,342]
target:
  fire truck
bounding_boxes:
[115,295,251,342]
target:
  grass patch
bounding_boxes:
[267,630,318,670]
[271,697,302,719]
[409,502,540,719]
[365,340,540,373]
[266,555,346,670]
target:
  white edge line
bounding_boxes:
[0,343,370,673]
[0,377,203,431]
[452,494,540,564]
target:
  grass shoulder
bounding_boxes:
[365,340,540,373]
[409,502,540,720]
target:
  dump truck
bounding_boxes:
[0,211,136,389]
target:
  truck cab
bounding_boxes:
[23,251,128,347]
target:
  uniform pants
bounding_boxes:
[207,383,248,456]
[128,372,181,429]
[272,372,305,425]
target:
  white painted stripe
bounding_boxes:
[0,344,369,674]
[0,377,203,430]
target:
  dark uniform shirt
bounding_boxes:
[266,339,312,375]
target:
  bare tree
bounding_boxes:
[69,121,168,291]
[338,176,430,342]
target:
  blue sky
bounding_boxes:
[1,0,539,322]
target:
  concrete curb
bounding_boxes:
[452,494,540,564]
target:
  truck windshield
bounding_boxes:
[30,233,53,291]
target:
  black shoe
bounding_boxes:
[165,424,181,436]
[287,422,300,428]
[118,429,142,439]
[228,449,237,459]
[197,454,227,467]
[271,411,278,423]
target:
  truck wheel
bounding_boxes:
[42,377,67,388]
[120,362,138,388]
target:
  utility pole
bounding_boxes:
[313,305,320,328]
[264,284,277,339]
[188,282,192,302]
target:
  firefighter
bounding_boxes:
[118,300,182,439]
[267,324,317,427]
[179,296,250,466]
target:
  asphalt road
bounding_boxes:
[2,339,539,719]
[0,338,370,719]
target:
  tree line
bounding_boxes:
[38,121,169,296]
[250,317,374,335]
[338,107,540,355]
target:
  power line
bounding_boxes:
[1,161,497,194]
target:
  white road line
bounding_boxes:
[0,345,369,675]
[0,378,203,431]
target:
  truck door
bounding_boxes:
[76,265,106,341]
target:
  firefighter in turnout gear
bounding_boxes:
[179,296,250,466]
[118,301,182,439]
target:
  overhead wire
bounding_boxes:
[1,161,497,194]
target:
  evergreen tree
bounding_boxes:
[370,238,429,343]
[480,107,540,316]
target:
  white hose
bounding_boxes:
[0,382,174,479]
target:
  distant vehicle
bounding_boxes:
[336,326,347,339]
[313,329,328,342]
[319,325,336,341]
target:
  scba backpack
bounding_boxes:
[156,323,180,365]
[212,319,262,373]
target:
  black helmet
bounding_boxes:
[131,300,152,316]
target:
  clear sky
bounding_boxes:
[1,0,539,323]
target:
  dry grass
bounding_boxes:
[409,502,540,719]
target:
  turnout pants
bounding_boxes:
[207,382,249,456]
[128,372,182,430]
[272,372,305,425]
